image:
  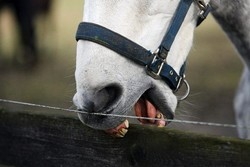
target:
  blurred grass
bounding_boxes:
[0,1,243,138]
[0,0,83,109]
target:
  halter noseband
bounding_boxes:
[75,0,211,100]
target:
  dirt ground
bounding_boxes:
[0,1,243,138]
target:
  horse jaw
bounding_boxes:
[74,0,200,132]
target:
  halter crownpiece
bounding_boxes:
[75,0,211,100]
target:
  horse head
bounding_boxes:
[73,0,211,137]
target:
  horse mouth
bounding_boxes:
[134,97,167,126]
[105,89,175,137]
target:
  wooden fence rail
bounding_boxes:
[0,109,250,167]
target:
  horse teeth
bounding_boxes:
[156,113,164,119]
[115,133,125,138]
[119,128,128,136]
[156,112,166,127]
[115,120,129,137]
[124,119,129,128]
[115,129,128,138]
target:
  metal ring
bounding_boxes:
[177,79,190,101]
[195,0,207,10]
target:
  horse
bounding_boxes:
[0,0,53,67]
[73,0,250,139]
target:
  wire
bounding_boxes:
[0,98,248,129]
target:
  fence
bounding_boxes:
[0,109,250,167]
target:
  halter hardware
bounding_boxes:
[195,0,210,11]
[75,0,211,101]
[178,78,190,101]
[146,48,167,79]
[146,48,185,93]
[195,0,212,26]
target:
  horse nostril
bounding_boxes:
[95,84,122,112]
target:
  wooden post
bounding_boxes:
[0,109,250,167]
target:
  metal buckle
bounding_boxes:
[195,0,211,19]
[146,49,167,79]
[175,75,184,93]
[176,78,190,101]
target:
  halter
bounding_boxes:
[75,0,211,100]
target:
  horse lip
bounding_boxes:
[142,89,175,120]
[77,110,125,130]
[77,101,127,130]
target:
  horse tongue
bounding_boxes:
[105,98,165,138]
[134,98,166,127]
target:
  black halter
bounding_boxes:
[75,0,211,97]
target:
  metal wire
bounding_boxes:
[0,98,248,129]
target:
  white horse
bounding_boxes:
[73,0,250,139]
[211,0,250,139]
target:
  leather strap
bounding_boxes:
[75,0,210,91]
[76,22,154,66]
[76,22,184,90]
[146,0,193,90]
[159,0,193,57]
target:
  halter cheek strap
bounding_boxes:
[75,0,211,97]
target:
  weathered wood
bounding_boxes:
[0,109,250,167]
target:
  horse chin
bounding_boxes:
[77,112,127,130]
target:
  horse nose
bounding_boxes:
[74,84,123,113]
[93,84,123,112]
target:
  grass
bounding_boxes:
[0,1,243,138]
